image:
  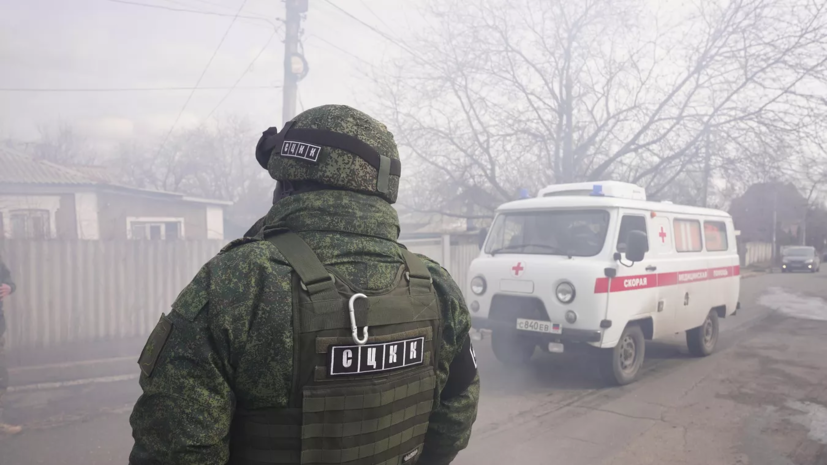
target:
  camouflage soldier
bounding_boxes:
[130,105,480,465]
[0,255,21,435]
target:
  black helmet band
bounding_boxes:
[255,121,401,194]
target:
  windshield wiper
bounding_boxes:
[490,243,561,255]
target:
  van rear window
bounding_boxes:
[674,219,703,252]
[704,221,728,251]
[485,210,610,257]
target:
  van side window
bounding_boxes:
[617,215,647,252]
[704,221,728,251]
[674,219,703,252]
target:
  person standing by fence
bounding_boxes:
[0,255,21,434]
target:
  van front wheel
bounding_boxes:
[686,310,719,357]
[491,330,535,365]
[599,324,645,386]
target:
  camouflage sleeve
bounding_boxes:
[129,242,294,465]
[418,258,480,465]
[129,269,234,465]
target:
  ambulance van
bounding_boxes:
[467,181,740,385]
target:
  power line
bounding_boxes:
[154,0,248,159]
[319,0,420,59]
[306,34,373,67]
[358,0,394,33]
[170,0,246,10]
[160,0,274,21]
[203,28,280,121]
[0,85,281,92]
[107,0,277,28]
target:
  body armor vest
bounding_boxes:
[229,231,441,465]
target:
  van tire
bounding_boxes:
[491,330,534,365]
[599,324,645,386]
[686,310,719,357]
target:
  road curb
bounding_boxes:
[741,272,766,280]
[8,356,137,390]
[8,373,139,393]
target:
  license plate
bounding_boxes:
[516,318,562,334]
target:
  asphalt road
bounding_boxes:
[3,272,827,465]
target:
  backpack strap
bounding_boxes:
[265,231,339,302]
[400,249,433,295]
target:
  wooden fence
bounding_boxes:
[0,240,223,350]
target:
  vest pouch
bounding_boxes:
[300,365,435,465]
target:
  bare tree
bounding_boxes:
[113,115,274,235]
[376,0,827,218]
[778,122,827,245]
[31,121,98,165]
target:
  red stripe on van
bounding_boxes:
[594,278,609,293]
[594,265,739,294]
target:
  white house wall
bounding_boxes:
[206,205,225,240]
[0,194,61,238]
[75,192,100,240]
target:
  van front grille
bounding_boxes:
[489,295,550,323]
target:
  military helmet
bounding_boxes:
[255,105,401,203]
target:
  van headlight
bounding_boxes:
[471,276,487,295]
[556,282,576,303]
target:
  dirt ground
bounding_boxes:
[3,273,827,465]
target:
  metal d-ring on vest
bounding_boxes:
[349,293,369,345]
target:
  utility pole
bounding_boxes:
[772,187,778,270]
[282,0,308,124]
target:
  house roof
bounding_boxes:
[0,147,94,185]
[0,147,232,207]
[66,165,124,185]
[396,207,471,238]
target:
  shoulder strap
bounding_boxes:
[400,249,433,295]
[266,232,339,301]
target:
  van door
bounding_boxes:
[604,211,659,345]
[647,214,681,337]
[672,218,709,331]
[704,219,737,316]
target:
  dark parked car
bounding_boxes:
[782,246,821,273]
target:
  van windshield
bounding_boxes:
[485,210,610,257]
[784,247,814,257]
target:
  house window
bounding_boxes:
[10,210,51,239]
[127,218,184,241]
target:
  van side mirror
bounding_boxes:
[478,228,488,249]
[625,230,648,263]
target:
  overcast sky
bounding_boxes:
[0,0,420,147]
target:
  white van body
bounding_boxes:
[467,182,740,383]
